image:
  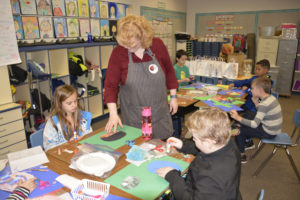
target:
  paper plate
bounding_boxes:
[76,152,116,177]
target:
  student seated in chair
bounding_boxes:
[156,107,242,200]
[43,85,93,151]
[174,49,194,87]
[230,77,282,163]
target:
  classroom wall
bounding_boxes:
[111,0,186,15]
[186,0,300,35]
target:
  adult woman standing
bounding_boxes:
[104,15,178,139]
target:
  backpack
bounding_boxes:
[27,60,50,79]
[8,65,28,85]
[31,89,51,112]
[68,52,88,76]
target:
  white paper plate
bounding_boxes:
[76,152,116,176]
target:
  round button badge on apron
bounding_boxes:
[149,64,158,74]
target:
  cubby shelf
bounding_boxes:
[12,42,117,123]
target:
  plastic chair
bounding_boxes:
[291,110,300,146]
[250,133,300,182]
[258,189,264,200]
[30,129,44,148]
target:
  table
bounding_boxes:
[194,95,246,110]
[46,127,190,199]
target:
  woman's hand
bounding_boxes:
[156,167,174,178]
[18,178,37,193]
[167,137,183,149]
[105,113,123,133]
[169,98,178,115]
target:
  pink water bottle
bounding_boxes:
[142,107,152,140]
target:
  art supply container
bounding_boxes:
[142,107,152,140]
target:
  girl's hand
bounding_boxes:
[105,113,123,133]
[18,178,37,193]
[156,167,174,178]
[167,137,183,149]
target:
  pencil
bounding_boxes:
[28,169,49,172]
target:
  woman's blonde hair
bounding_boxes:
[186,107,231,145]
[50,84,82,140]
[116,14,154,49]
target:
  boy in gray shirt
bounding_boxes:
[230,77,282,163]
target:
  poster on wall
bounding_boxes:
[100,19,109,36]
[20,0,37,14]
[78,0,89,17]
[39,17,54,38]
[11,0,20,14]
[65,0,78,16]
[90,19,100,36]
[89,0,99,18]
[36,0,52,16]
[108,2,117,19]
[67,18,79,37]
[22,16,40,39]
[79,18,90,36]
[53,17,67,37]
[52,0,66,16]
[99,1,108,18]
[13,16,24,40]
[116,4,125,19]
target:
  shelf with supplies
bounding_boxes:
[9,42,117,131]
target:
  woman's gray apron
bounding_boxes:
[120,48,173,139]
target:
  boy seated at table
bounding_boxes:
[230,77,282,163]
[156,107,242,200]
[174,49,194,87]
[229,59,272,149]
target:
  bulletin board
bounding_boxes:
[196,9,300,38]
[196,12,256,37]
[141,6,186,61]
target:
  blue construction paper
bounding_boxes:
[0,165,63,199]
[147,161,182,175]
[107,194,131,200]
[181,82,211,89]
[202,100,243,112]
[218,89,245,97]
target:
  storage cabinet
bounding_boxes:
[256,37,279,66]
[0,103,27,159]
[276,39,298,96]
[12,42,116,123]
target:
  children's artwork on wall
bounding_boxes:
[78,0,89,17]
[108,2,116,19]
[99,1,108,19]
[20,0,37,14]
[53,17,67,38]
[65,0,78,16]
[13,16,23,40]
[125,4,133,16]
[116,4,125,19]
[67,18,79,37]
[22,16,39,39]
[90,19,100,36]
[36,0,52,16]
[109,20,117,38]
[100,19,109,37]
[89,0,99,18]
[52,0,65,16]
[11,0,20,14]
[79,18,90,36]
[39,17,54,38]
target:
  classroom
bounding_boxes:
[0,0,300,199]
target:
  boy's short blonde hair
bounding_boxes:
[116,15,154,49]
[186,107,231,145]
[252,77,271,94]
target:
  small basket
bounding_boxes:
[71,179,110,200]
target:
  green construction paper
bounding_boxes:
[193,95,215,101]
[79,125,142,149]
[231,100,245,105]
[181,87,196,90]
[211,99,231,108]
[105,156,189,200]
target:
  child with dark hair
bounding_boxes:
[230,77,282,163]
[174,49,194,87]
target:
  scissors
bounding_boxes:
[36,178,50,189]
[125,140,135,147]
[153,145,164,152]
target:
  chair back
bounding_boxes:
[30,129,44,148]
[293,110,300,129]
